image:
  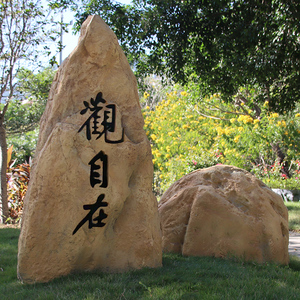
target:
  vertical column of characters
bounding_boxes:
[73,92,124,235]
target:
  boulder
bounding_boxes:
[158,165,289,265]
[17,15,162,284]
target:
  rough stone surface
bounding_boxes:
[17,15,162,284]
[158,165,289,265]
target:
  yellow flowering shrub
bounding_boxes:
[143,88,300,195]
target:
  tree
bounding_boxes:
[73,0,300,112]
[5,67,55,164]
[5,67,55,135]
[0,0,60,223]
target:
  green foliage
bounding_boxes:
[5,67,55,135]
[6,130,39,165]
[4,67,55,164]
[143,87,300,194]
[74,0,300,113]
[0,227,300,299]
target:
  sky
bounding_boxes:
[60,0,133,62]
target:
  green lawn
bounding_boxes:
[0,227,300,300]
[286,202,300,232]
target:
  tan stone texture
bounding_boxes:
[158,165,289,265]
[17,15,162,284]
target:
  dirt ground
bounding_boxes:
[0,223,20,229]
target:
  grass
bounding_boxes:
[0,228,300,300]
[285,202,300,232]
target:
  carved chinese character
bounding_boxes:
[78,92,124,143]
[89,150,108,188]
[72,194,108,235]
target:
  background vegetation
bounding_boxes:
[74,0,300,113]
[0,1,299,298]
[2,0,300,224]
[141,81,300,196]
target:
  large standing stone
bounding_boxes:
[158,165,289,265]
[18,15,162,284]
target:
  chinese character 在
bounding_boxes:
[72,194,108,235]
[78,92,124,143]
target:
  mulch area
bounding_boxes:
[0,224,20,229]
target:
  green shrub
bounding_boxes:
[143,87,300,195]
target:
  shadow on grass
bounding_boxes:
[289,220,300,231]
[285,202,300,212]
[289,255,300,272]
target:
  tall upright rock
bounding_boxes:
[17,15,162,284]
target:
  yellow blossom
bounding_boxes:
[180,91,188,97]
[224,128,232,135]
[166,154,171,158]
[230,118,236,123]
[237,115,253,124]
[271,113,279,118]
[144,92,150,98]
[296,113,300,117]
[234,135,240,143]
[263,101,269,107]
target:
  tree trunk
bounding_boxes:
[0,124,8,223]
[271,142,290,179]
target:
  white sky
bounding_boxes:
[61,0,133,61]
